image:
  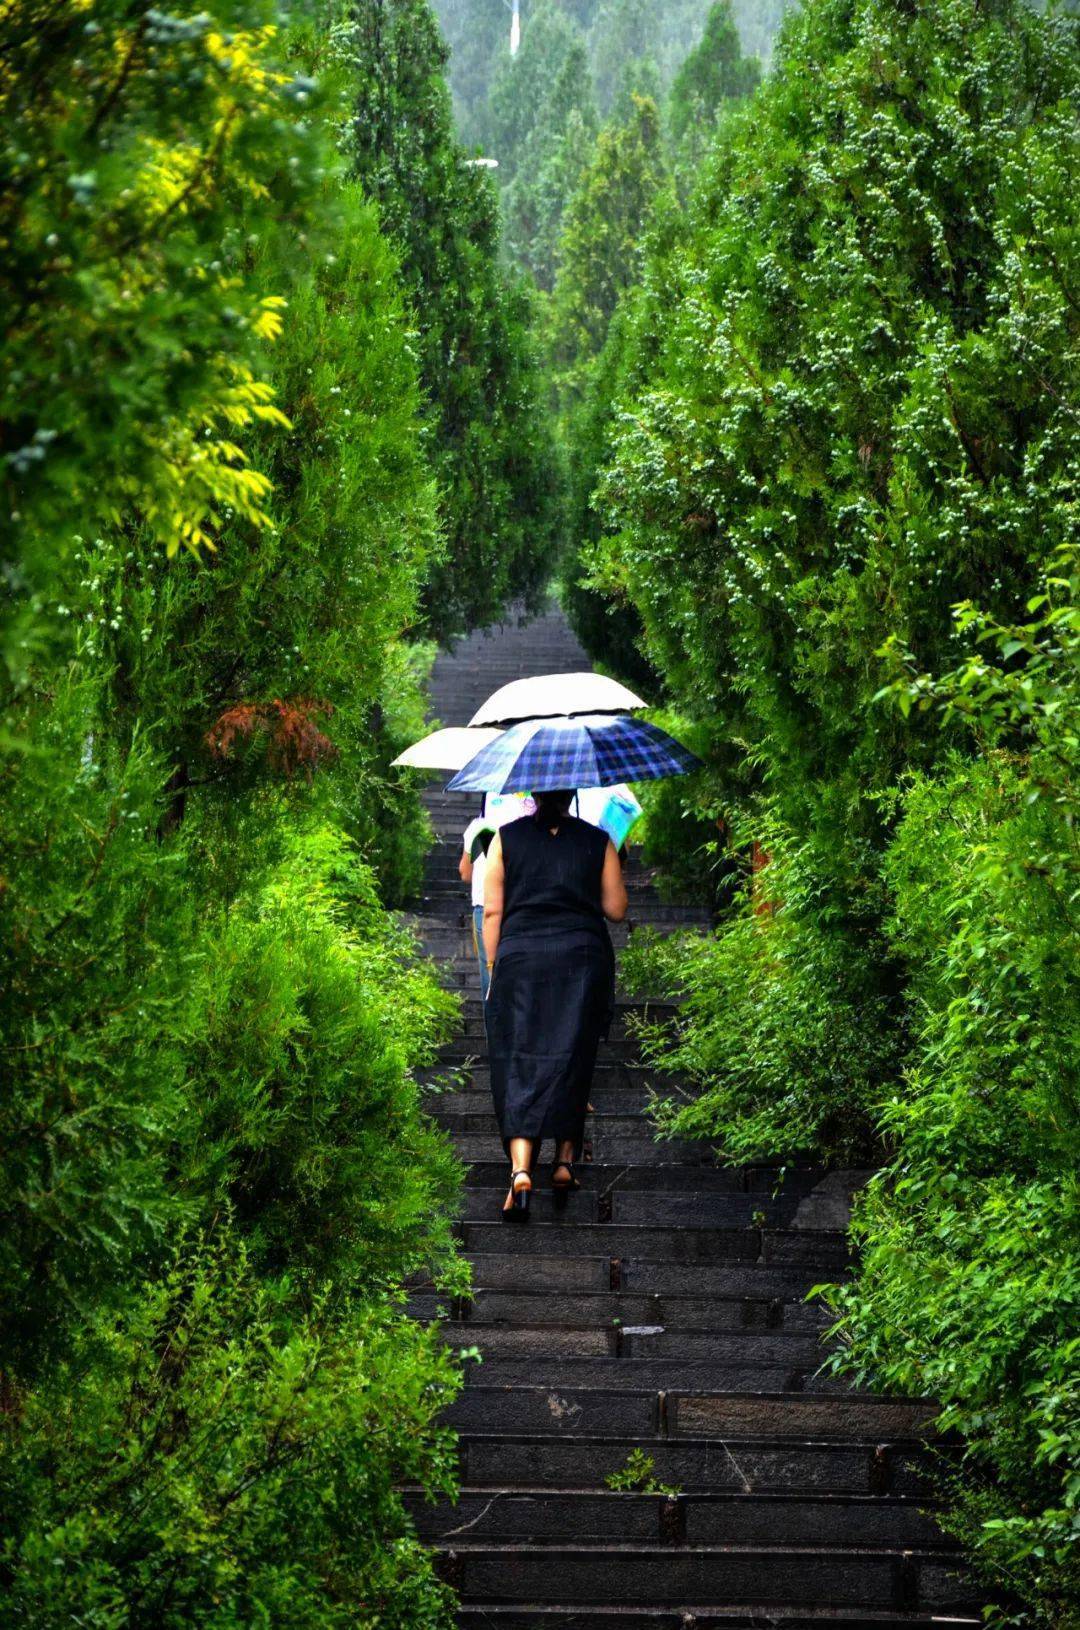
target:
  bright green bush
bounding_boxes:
[180,819,462,1285]
[624,810,899,1163]
[818,558,1080,1621]
[823,756,1080,1620]
[0,1238,461,1629]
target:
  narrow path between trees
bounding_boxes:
[404,605,981,1627]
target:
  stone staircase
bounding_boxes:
[404,606,980,1628]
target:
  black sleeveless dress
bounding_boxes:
[486,815,615,1159]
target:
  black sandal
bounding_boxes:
[552,1160,580,1198]
[501,1169,532,1223]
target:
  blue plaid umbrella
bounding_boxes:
[447,714,702,793]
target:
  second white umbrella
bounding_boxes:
[469,671,645,728]
[392,726,501,771]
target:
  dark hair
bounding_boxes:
[533,789,574,830]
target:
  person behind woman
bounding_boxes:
[459,793,535,1000]
[482,788,629,1220]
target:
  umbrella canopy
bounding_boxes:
[392,726,501,771]
[447,714,702,794]
[468,672,645,729]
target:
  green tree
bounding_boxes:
[0,4,466,1619]
[344,0,562,638]
[549,93,667,378]
[598,0,1080,1614]
[546,94,667,676]
[484,0,583,181]
[430,0,507,144]
[668,0,760,146]
[503,36,599,288]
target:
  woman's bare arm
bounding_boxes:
[459,847,473,884]
[482,832,505,974]
[601,839,629,923]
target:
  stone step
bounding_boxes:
[436,1543,976,1612]
[438,1325,830,1360]
[434,1086,653,1116]
[448,999,679,1035]
[455,1609,978,1630]
[456,1188,802,1228]
[439,1038,660,1066]
[438,1109,649,1136]
[416,1287,832,1331]
[456,1358,856,1395]
[450,1135,728,1166]
[405,1488,947,1549]
[445,1388,934,1444]
[434,1251,830,1298]
[453,1433,933,1496]
[436,1063,684,1094]
[458,1160,830,1195]
[458,1220,850,1266]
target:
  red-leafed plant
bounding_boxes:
[207,699,338,778]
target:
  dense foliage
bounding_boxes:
[548,8,758,678]
[597,0,1080,1617]
[0,2,470,1621]
[341,0,562,638]
[432,0,787,143]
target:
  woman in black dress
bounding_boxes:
[482,789,629,1220]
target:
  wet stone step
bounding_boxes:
[458,1222,852,1268]
[405,1488,948,1549]
[438,1252,831,1298]
[447,1064,690,1095]
[435,1109,650,1137]
[415,1287,832,1331]
[456,1358,854,1395]
[455,1190,801,1227]
[453,1331,831,1369]
[454,1433,934,1496]
[455,1610,979,1630]
[450,1134,730,1166]
[438,1325,830,1360]
[436,1544,976,1611]
[457,1160,837,1196]
[445,1388,934,1444]
[432,1086,653,1116]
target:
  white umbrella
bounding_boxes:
[392,726,501,771]
[469,672,646,729]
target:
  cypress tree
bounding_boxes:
[668,0,760,145]
[345,0,562,638]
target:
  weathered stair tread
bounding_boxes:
[457,1162,852,1194]
[458,1221,853,1266]
[454,1609,981,1629]
[455,1433,934,1496]
[439,1326,827,1359]
[456,1358,866,1394]
[456,1189,808,1226]
[451,1252,831,1295]
[446,1387,935,1441]
[435,1541,978,1611]
[423,1288,832,1330]
[405,1487,948,1547]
